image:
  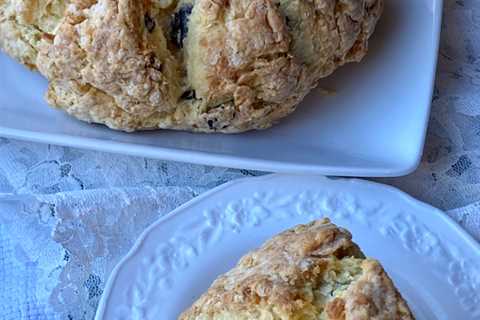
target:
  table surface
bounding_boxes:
[1,1,479,319]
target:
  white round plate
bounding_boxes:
[96,175,480,320]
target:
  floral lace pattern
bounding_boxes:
[377,1,480,213]
[1,1,480,319]
[0,141,259,319]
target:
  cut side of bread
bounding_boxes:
[179,219,414,320]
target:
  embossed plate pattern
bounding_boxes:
[96,175,480,320]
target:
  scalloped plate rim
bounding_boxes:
[95,174,480,320]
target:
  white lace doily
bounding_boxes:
[1,1,479,319]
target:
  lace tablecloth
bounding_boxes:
[1,2,479,319]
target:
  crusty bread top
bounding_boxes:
[0,0,383,133]
[179,219,414,320]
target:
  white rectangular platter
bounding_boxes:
[0,0,442,177]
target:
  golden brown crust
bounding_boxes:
[179,219,414,320]
[342,260,414,320]
[184,0,307,131]
[37,0,180,115]
[1,0,383,133]
[0,0,68,68]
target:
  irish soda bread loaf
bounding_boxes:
[0,0,383,132]
[179,219,414,320]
